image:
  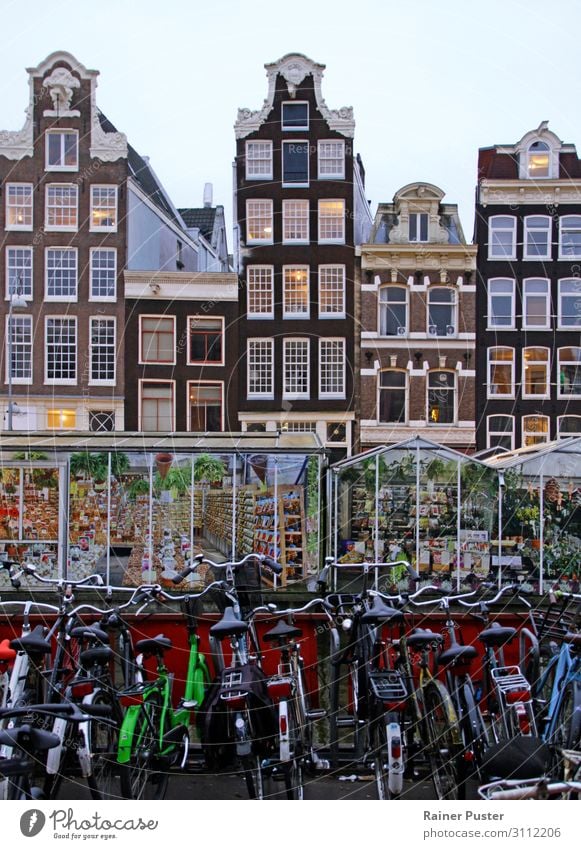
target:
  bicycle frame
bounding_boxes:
[539,642,581,745]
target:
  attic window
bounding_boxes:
[409,213,428,242]
[282,102,308,131]
[527,141,550,178]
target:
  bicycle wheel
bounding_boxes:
[551,681,581,770]
[86,691,126,801]
[241,754,264,800]
[120,693,170,800]
[281,700,304,800]
[422,680,462,800]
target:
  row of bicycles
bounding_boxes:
[0,554,580,800]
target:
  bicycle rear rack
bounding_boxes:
[368,671,407,703]
[490,666,532,703]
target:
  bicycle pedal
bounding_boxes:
[180,699,198,710]
[335,718,356,728]
[306,709,326,721]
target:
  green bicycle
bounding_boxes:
[117,584,214,800]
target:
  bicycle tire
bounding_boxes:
[551,681,581,757]
[119,692,170,800]
[422,680,462,800]
[282,699,304,800]
[241,754,264,800]
[86,690,126,801]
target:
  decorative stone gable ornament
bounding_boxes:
[279,58,311,97]
[42,67,81,116]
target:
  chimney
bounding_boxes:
[203,183,213,208]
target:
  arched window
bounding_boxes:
[488,278,515,328]
[379,286,407,336]
[378,370,407,424]
[558,279,581,328]
[557,416,581,439]
[522,415,549,447]
[427,371,455,425]
[488,347,514,398]
[523,278,550,329]
[523,216,551,259]
[427,288,456,337]
[559,216,581,258]
[527,141,550,178]
[487,415,515,451]
[522,347,550,398]
[488,216,516,259]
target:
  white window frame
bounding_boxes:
[523,215,552,260]
[89,317,116,386]
[246,199,273,244]
[522,278,551,330]
[525,141,552,179]
[409,212,429,243]
[44,184,78,232]
[318,140,345,180]
[379,285,408,336]
[319,265,346,319]
[4,313,33,385]
[282,140,309,188]
[283,200,309,244]
[47,409,77,430]
[559,216,581,259]
[44,315,77,385]
[283,338,310,400]
[5,247,33,299]
[138,379,176,432]
[486,415,515,451]
[187,316,225,367]
[5,183,33,231]
[318,199,345,244]
[487,278,515,330]
[522,347,550,400]
[283,266,310,319]
[557,415,581,439]
[89,248,117,302]
[45,130,79,172]
[247,338,274,399]
[558,278,581,329]
[487,347,515,399]
[557,346,581,399]
[427,286,457,337]
[319,338,346,399]
[139,315,176,365]
[427,370,457,426]
[246,266,274,319]
[45,247,78,302]
[90,185,118,232]
[245,141,273,181]
[377,369,408,425]
[488,215,517,260]
[281,101,309,131]
[187,380,225,432]
[522,415,550,447]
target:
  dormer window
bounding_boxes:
[527,141,550,178]
[409,213,428,242]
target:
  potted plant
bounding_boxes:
[193,454,226,486]
[127,478,149,501]
[69,452,107,482]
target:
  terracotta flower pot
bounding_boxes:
[155,452,173,479]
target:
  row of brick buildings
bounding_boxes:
[1,51,580,457]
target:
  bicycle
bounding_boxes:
[174,553,283,799]
[258,597,337,798]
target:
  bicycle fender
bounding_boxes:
[77,693,97,778]
[117,704,142,764]
[45,717,67,775]
[279,700,290,762]
[387,721,404,795]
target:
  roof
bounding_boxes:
[330,435,487,471]
[178,207,217,241]
[0,432,324,456]
[97,111,180,225]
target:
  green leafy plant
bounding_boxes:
[127,478,150,500]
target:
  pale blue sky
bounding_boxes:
[1,0,580,243]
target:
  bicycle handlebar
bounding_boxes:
[171,552,283,584]
[455,583,532,610]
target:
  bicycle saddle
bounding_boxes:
[263,619,303,642]
[406,629,444,648]
[71,624,110,644]
[0,639,16,662]
[0,723,60,752]
[10,633,52,655]
[478,623,517,646]
[437,643,478,666]
[210,607,249,639]
[135,634,173,655]
[361,596,404,625]
[79,646,114,668]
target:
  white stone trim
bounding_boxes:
[235,53,354,139]
[480,179,581,207]
[124,271,239,302]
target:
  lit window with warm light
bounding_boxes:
[522,347,550,399]
[47,409,77,429]
[246,200,273,244]
[45,185,78,231]
[6,184,33,230]
[283,266,309,317]
[90,186,118,231]
[427,371,455,424]
[522,415,549,447]
[527,141,550,178]
[318,200,345,243]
